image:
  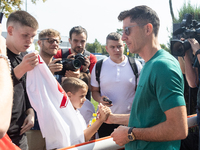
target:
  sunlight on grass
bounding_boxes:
[91,97,98,112]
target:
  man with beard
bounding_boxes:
[26,28,62,150]
[54,26,97,100]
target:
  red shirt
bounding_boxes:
[0,134,21,150]
[54,48,97,73]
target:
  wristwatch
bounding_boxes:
[128,127,136,141]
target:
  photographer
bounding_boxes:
[54,26,97,100]
[182,38,200,150]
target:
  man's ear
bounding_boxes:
[105,45,108,53]
[7,26,13,36]
[68,38,72,45]
[145,23,153,35]
[38,40,42,46]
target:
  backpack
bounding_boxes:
[95,57,139,92]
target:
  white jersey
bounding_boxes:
[26,55,85,150]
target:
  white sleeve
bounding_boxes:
[90,63,99,87]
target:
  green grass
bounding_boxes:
[91,97,98,112]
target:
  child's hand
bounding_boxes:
[97,103,111,122]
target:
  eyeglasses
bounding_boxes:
[40,38,62,44]
[123,24,145,36]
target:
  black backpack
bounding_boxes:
[95,57,139,92]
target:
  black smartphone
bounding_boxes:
[103,97,112,104]
[0,12,3,23]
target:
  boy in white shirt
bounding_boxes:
[62,77,110,142]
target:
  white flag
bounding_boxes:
[26,55,85,150]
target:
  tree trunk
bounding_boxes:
[169,0,175,22]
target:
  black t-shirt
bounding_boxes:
[7,48,32,140]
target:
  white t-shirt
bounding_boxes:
[78,99,95,125]
[76,109,87,134]
[91,56,142,114]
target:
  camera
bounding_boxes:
[171,13,200,56]
[54,58,82,75]
[75,53,87,66]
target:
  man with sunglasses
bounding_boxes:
[105,5,188,150]
[38,29,62,74]
[54,26,97,100]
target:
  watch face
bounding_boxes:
[128,135,134,141]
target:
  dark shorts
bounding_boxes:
[98,123,120,138]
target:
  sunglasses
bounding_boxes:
[123,24,146,36]
[40,38,62,44]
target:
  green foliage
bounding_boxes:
[91,98,98,112]
[160,43,170,53]
[34,42,39,52]
[0,0,47,17]
[116,28,123,35]
[174,0,200,23]
[86,39,108,55]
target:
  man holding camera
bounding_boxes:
[54,26,97,100]
[180,38,200,150]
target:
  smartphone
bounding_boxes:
[103,97,112,104]
[0,12,3,23]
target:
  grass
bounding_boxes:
[91,97,98,112]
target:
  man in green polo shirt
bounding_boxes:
[106,5,188,150]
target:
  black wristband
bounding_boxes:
[85,69,90,74]
[195,49,200,56]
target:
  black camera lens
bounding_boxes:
[171,39,191,56]
[54,59,82,75]
[72,59,82,69]
[75,53,85,65]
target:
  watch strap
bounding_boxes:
[128,127,134,134]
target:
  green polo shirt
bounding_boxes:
[126,49,185,150]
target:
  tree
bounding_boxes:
[160,44,170,53]
[86,39,108,55]
[0,0,47,17]
[174,1,200,23]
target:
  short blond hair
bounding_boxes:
[38,28,61,40]
[62,77,88,94]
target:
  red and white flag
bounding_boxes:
[26,55,85,150]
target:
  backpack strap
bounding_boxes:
[95,59,104,93]
[128,57,138,91]
[61,48,70,59]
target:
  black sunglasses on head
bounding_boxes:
[40,38,62,44]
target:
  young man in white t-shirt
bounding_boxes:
[62,77,110,142]
[91,32,143,138]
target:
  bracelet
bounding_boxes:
[0,54,11,72]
